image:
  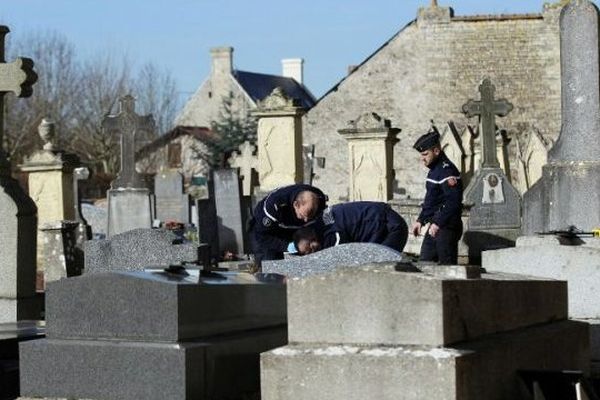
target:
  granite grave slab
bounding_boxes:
[262,243,404,278]
[84,228,198,274]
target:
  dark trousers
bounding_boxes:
[419,224,463,265]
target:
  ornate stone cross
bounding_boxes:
[0,26,37,174]
[462,78,513,169]
[102,95,155,189]
[228,141,258,196]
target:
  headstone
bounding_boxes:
[0,26,39,323]
[213,169,245,256]
[19,270,287,400]
[84,228,198,274]
[523,0,600,234]
[39,221,80,286]
[196,196,219,262]
[228,141,258,196]
[253,87,305,192]
[262,243,404,278]
[338,113,400,201]
[302,144,325,185]
[81,202,107,239]
[461,78,521,263]
[154,169,190,224]
[20,118,81,283]
[73,166,92,243]
[261,263,589,400]
[104,95,155,236]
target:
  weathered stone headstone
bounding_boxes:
[84,228,198,274]
[20,270,287,400]
[154,169,190,223]
[523,0,600,233]
[462,78,521,262]
[338,112,400,201]
[262,263,589,400]
[213,169,246,256]
[21,118,81,284]
[39,221,80,286]
[253,87,305,192]
[0,26,39,322]
[104,95,155,236]
[228,141,258,196]
[262,243,404,278]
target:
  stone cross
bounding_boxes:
[0,26,38,174]
[228,141,258,196]
[102,95,155,189]
[462,78,513,169]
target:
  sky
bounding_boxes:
[0,0,581,108]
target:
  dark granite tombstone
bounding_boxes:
[104,95,155,236]
[213,169,246,256]
[461,78,521,262]
[19,270,287,400]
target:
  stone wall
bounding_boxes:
[303,5,561,202]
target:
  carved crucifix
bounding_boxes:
[102,95,155,189]
[229,141,258,196]
[462,78,513,169]
[0,26,37,174]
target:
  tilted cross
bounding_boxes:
[228,141,258,196]
[462,78,513,168]
[102,95,155,189]
[0,26,38,174]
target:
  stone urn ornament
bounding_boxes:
[38,117,56,151]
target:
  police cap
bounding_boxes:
[413,129,441,152]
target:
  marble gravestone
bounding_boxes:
[213,169,246,257]
[154,169,190,224]
[262,243,405,278]
[0,25,39,322]
[461,78,521,263]
[523,0,600,234]
[261,263,589,400]
[20,270,287,400]
[105,95,155,237]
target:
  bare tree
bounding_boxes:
[134,62,178,135]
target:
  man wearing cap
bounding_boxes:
[411,128,463,264]
[249,184,328,268]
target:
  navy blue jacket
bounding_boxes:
[417,152,463,229]
[318,202,403,248]
[251,184,327,251]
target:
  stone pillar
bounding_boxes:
[21,118,81,284]
[338,112,400,201]
[524,0,600,233]
[253,87,305,192]
[73,166,92,243]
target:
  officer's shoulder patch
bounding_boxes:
[442,161,450,169]
[447,177,458,187]
[262,217,273,227]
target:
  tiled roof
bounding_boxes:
[233,70,317,110]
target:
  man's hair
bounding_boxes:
[295,190,319,206]
[293,227,319,250]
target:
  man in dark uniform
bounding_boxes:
[292,201,408,255]
[411,129,463,264]
[249,184,328,267]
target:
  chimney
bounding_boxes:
[210,46,233,75]
[282,58,304,84]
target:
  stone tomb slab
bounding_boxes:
[84,228,197,274]
[262,243,404,278]
[20,326,285,400]
[287,263,567,346]
[46,270,286,341]
[261,320,588,400]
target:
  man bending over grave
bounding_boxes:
[249,184,328,268]
[292,201,408,255]
[411,128,463,264]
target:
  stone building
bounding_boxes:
[176,46,316,128]
[303,2,562,202]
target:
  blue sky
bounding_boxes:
[0,0,580,106]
